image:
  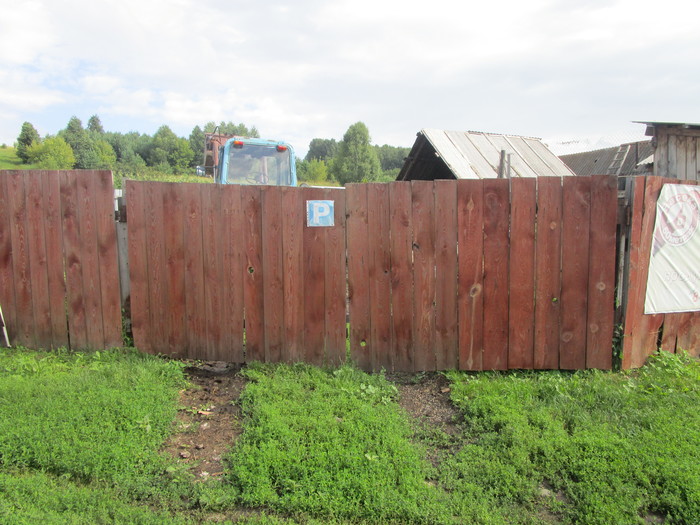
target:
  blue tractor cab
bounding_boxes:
[215,137,297,186]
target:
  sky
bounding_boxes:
[1,0,699,159]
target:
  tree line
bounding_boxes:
[15,117,408,185]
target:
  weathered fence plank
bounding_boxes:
[0,174,16,342]
[162,183,187,356]
[182,183,207,358]
[302,187,327,366]
[508,177,536,369]
[560,177,591,369]
[586,175,617,369]
[534,177,562,369]
[368,183,392,370]
[281,187,304,362]
[347,184,371,369]
[222,185,245,362]
[411,181,437,371]
[389,182,414,372]
[435,180,459,370]
[262,186,285,363]
[242,185,265,361]
[482,179,510,370]
[325,187,348,367]
[457,179,484,371]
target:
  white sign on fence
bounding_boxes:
[306,200,335,227]
[645,184,700,314]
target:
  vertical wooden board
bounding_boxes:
[202,185,226,360]
[76,172,105,349]
[262,187,285,363]
[222,185,245,362]
[41,172,68,347]
[411,181,437,371]
[534,177,562,369]
[126,181,150,352]
[457,179,484,371]
[389,182,415,372]
[660,313,680,353]
[145,182,168,354]
[482,179,509,370]
[25,171,53,348]
[162,183,187,356]
[93,171,122,348]
[676,312,699,357]
[281,187,304,362]
[631,177,666,366]
[508,177,536,369]
[7,172,36,348]
[586,175,617,369]
[0,173,17,341]
[242,185,265,361]
[622,177,646,369]
[182,184,207,358]
[560,177,591,370]
[368,184,392,371]
[434,180,459,370]
[324,187,348,367]
[302,187,327,366]
[60,172,88,349]
[346,184,371,370]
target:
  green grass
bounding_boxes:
[1,347,699,524]
[0,348,192,509]
[0,146,36,170]
[443,351,700,524]
[226,363,448,523]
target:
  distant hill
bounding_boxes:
[0,146,36,170]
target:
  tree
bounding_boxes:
[26,137,75,169]
[330,122,381,185]
[93,139,117,169]
[305,138,338,162]
[148,125,193,173]
[375,144,410,172]
[203,121,260,137]
[297,158,330,183]
[16,122,41,163]
[188,125,205,168]
[87,115,105,134]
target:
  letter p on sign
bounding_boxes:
[306,200,334,227]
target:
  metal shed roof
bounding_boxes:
[397,129,576,181]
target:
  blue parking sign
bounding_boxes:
[306,200,335,227]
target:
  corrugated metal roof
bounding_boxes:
[559,141,654,177]
[397,129,575,181]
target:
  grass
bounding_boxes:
[1,347,699,523]
[0,147,37,170]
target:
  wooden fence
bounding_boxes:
[1,170,697,371]
[0,170,121,350]
[125,176,618,371]
[622,176,700,366]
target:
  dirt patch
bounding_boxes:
[389,372,461,433]
[163,361,247,481]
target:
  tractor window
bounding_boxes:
[227,144,291,185]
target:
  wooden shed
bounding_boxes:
[396,128,575,181]
[639,121,700,181]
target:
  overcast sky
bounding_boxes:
[1,0,698,158]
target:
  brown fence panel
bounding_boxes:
[281,187,304,363]
[368,184,392,370]
[508,177,536,369]
[324,187,347,367]
[586,175,617,369]
[162,183,187,356]
[7,171,36,347]
[182,183,207,357]
[482,179,509,370]
[534,177,562,369]
[0,170,120,351]
[621,177,700,366]
[435,181,459,370]
[411,181,437,371]
[560,177,591,369]
[457,179,484,371]
[347,184,371,369]
[0,174,17,341]
[389,182,414,372]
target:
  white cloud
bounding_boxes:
[1,0,700,154]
